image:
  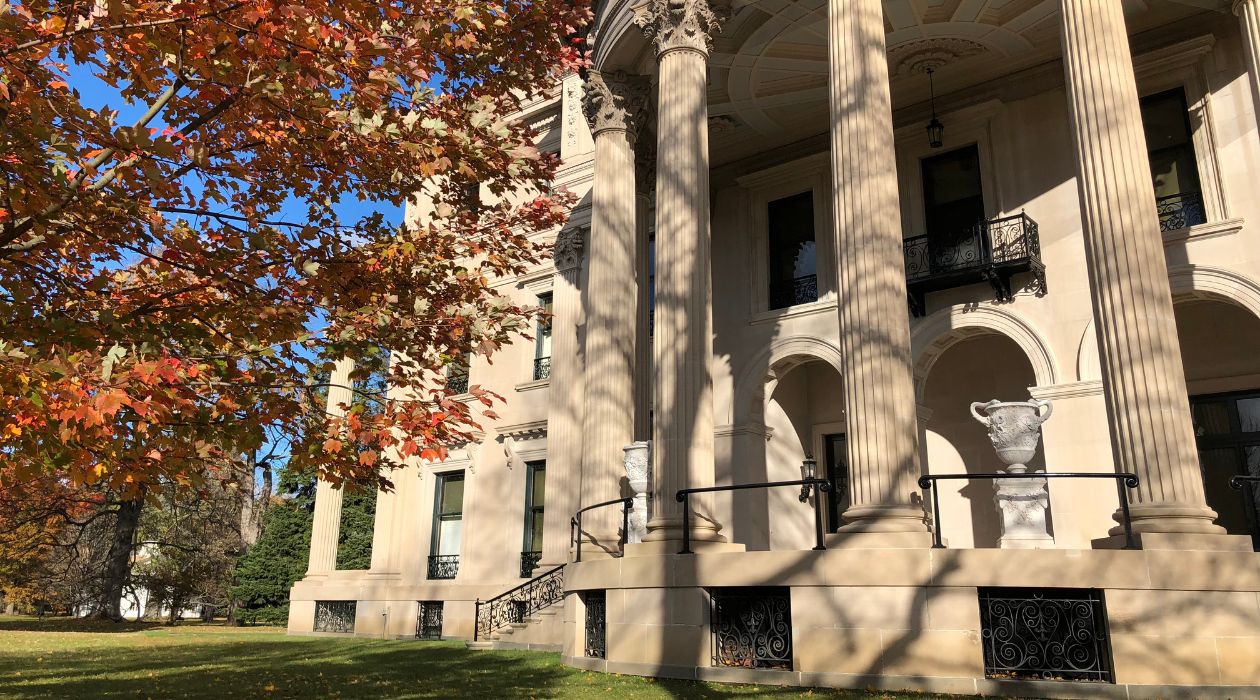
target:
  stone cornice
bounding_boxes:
[1028,381,1104,401]
[496,419,548,440]
[582,71,649,139]
[634,0,729,57]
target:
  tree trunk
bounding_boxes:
[94,496,143,620]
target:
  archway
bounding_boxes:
[920,332,1039,548]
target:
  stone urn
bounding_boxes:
[970,399,1055,549]
[969,399,1054,474]
[623,441,651,544]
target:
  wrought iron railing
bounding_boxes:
[519,550,542,578]
[313,600,356,633]
[570,497,632,563]
[473,563,565,641]
[447,372,469,394]
[675,479,830,555]
[584,591,606,659]
[1156,191,1207,232]
[416,601,443,640]
[769,274,818,310]
[427,554,459,580]
[711,588,792,670]
[978,587,1114,682]
[532,356,551,381]
[902,213,1045,315]
[917,472,1140,549]
[1228,474,1260,490]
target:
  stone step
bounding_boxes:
[465,641,494,651]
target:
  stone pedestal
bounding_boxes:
[993,476,1055,549]
[623,442,651,544]
[1059,0,1222,536]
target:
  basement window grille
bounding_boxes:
[978,587,1114,683]
[313,600,356,634]
[416,601,444,640]
[710,587,792,670]
[584,591,606,659]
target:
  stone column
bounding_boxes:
[1237,0,1260,132]
[538,228,587,569]
[578,72,648,553]
[635,0,728,543]
[307,357,355,573]
[634,143,656,443]
[827,0,927,533]
[1059,0,1221,534]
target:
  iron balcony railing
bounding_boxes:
[917,472,1140,549]
[1156,191,1207,232]
[426,554,459,580]
[473,563,565,641]
[769,273,818,310]
[519,550,542,578]
[447,372,469,395]
[570,497,632,563]
[902,212,1046,316]
[532,356,551,381]
[675,478,831,555]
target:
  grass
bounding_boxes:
[0,616,971,700]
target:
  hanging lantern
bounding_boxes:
[926,67,945,149]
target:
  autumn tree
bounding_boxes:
[1,1,588,617]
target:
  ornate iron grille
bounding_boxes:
[978,588,1114,683]
[427,554,459,580]
[532,357,551,381]
[903,213,1045,316]
[769,274,818,309]
[474,564,565,641]
[584,591,606,659]
[710,587,793,670]
[416,601,443,640]
[520,550,542,578]
[1156,191,1207,232]
[447,373,469,394]
[313,600,356,634]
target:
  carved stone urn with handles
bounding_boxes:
[970,399,1055,549]
[622,441,651,544]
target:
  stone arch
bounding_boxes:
[727,335,844,427]
[911,305,1059,401]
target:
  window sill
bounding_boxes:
[749,298,837,326]
[515,379,551,393]
[1162,217,1244,246]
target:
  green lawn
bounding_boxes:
[0,616,966,699]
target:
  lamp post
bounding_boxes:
[926,67,944,149]
[799,456,817,503]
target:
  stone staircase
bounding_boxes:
[466,564,565,652]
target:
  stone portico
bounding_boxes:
[291,1,1260,696]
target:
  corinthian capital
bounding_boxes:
[634,0,729,57]
[582,71,650,140]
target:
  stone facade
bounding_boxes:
[291,1,1260,696]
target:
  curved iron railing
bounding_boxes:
[473,563,565,642]
[917,472,1140,549]
[1229,475,1260,490]
[570,497,632,563]
[675,479,831,555]
[1155,191,1207,232]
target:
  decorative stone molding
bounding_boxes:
[497,419,548,441]
[633,0,729,57]
[1167,263,1260,321]
[1029,381,1105,402]
[911,304,1059,401]
[1162,218,1245,246]
[581,71,649,139]
[887,38,988,77]
[552,226,586,272]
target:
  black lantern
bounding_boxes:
[799,455,818,502]
[926,67,944,149]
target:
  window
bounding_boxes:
[823,434,849,534]
[1191,391,1260,549]
[313,601,356,633]
[922,145,985,242]
[428,472,464,579]
[583,591,606,659]
[416,601,443,640]
[766,191,818,310]
[446,353,470,394]
[521,461,546,577]
[1140,88,1206,232]
[710,588,792,669]
[533,293,552,381]
[977,588,1113,683]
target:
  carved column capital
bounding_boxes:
[582,71,650,140]
[634,0,729,57]
[553,226,586,272]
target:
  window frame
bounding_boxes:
[521,460,546,556]
[430,471,466,558]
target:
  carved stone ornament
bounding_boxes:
[623,441,652,544]
[581,71,649,139]
[635,138,657,194]
[634,0,730,56]
[970,399,1053,474]
[552,226,586,272]
[971,399,1056,549]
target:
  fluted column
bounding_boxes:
[539,228,587,569]
[1060,0,1221,535]
[1237,0,1260,132]
[634,143,656,442]
[578,72,648,553]
[827,0,927,533]
[636,0,728,543]
[307,357,355,573]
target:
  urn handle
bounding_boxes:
[1033,399,1054,424]
[970,400,1000,427]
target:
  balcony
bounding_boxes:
[532,356,551,382]
[903,213,1046,317]
[769,274,819,310]
[446,372,469,395]
[427,554,458,580]
[1155,191,1206,232]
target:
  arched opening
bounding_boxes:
[763,359,846,551]
[1176,297,1260,548]
[921,333,1038,548]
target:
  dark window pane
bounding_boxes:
[767,191,818,310]
[922,145,985,241]
[1140,89,1202,200]
[1192,401,1231,437]
[439,474,464,516]
[1200,448,1251,537]
[1238,399,1260,434]
[824,434,849,534]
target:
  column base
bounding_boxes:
[642,515,727,544]
[1093,531,1254,551]
[1110,503,1226,536]
[838,504,930,533]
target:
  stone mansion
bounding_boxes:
[290,1,1260,697]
